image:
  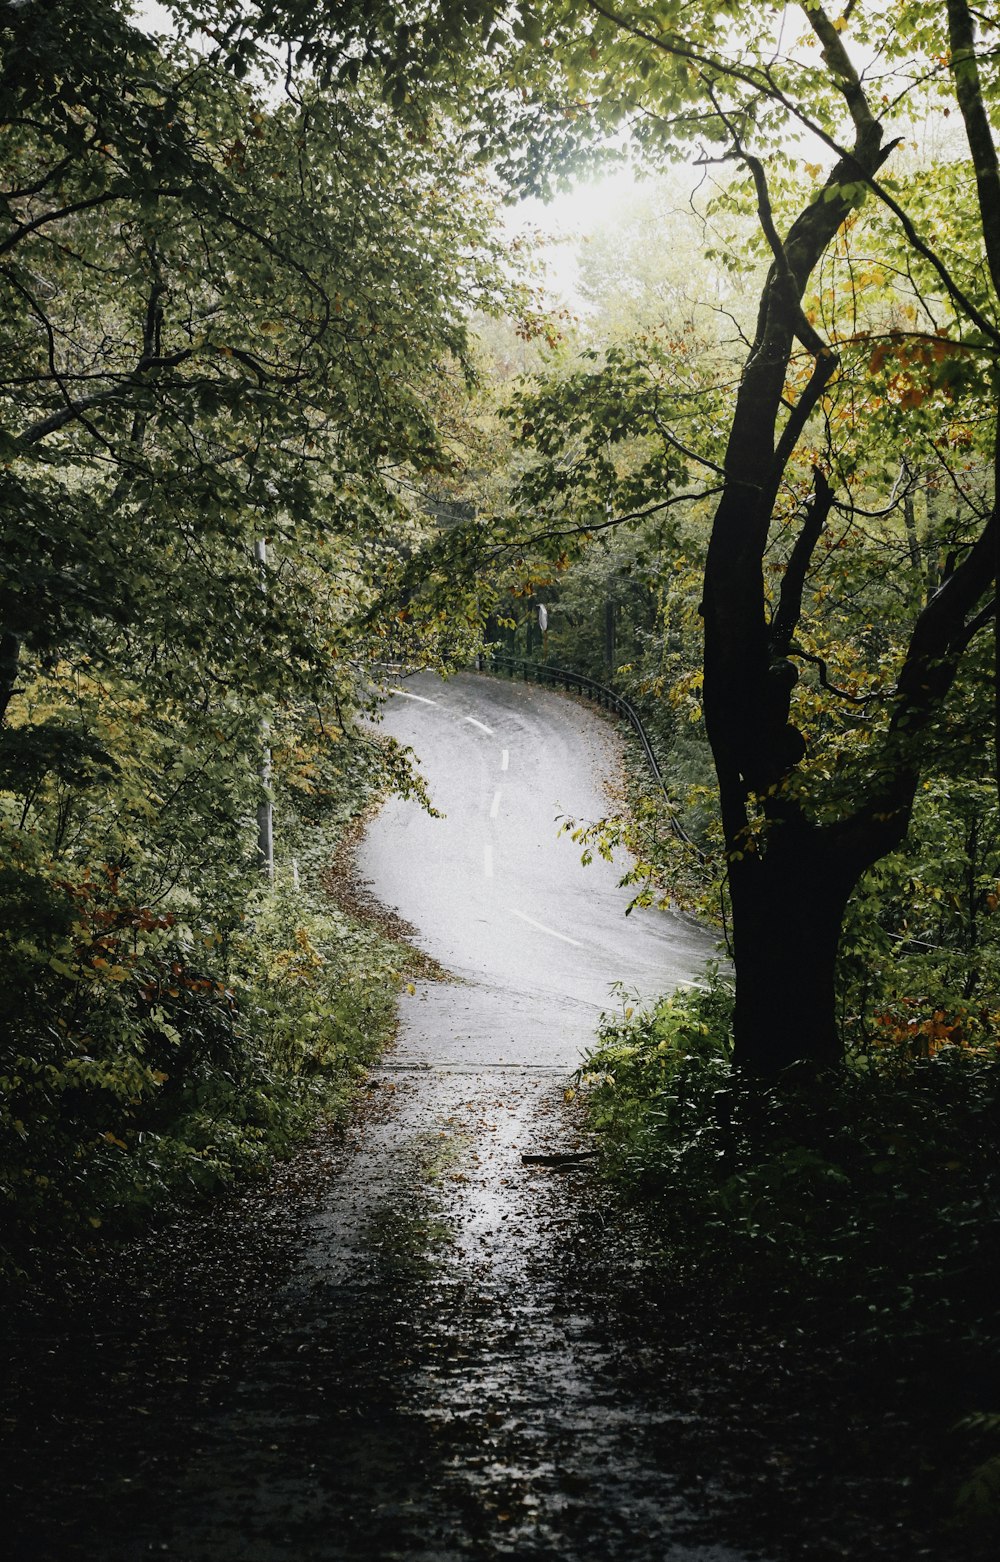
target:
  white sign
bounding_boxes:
[537,604,548,632]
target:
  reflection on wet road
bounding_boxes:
[358,672,717,1068]
[152,1070,753,1561]
[10,675,755,1561]
[130,675,744,1560]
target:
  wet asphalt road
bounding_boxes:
[359,671,717,1069]
[8,675,758,1562]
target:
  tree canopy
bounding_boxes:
[5,0,1000,1249]
[0,0,519,1249]
[471,0,1000,1072]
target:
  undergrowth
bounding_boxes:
[580,977,1000,1536]
[0,760,414,1281]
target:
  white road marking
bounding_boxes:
[465,716,494,735]
[484,844,494,879]
[390,688,437,705]
[490,789,502,820]
[510,909,582,948]
[501,749,509,771]
[675,979,710,992]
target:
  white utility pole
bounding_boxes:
[255,537,274,881]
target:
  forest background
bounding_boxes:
[3,0,1000,1523]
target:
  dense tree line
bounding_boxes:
[5,0,1000,1250]
[0,0,513,1256]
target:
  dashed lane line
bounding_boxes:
[490,789,502,820]
[510,909,582,948]
[465,716,495,735]
[501,749,509,771]
[390,688,438,705]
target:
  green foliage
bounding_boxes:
[585,977,1000,1535]
[957,1412,1000,1526]
[0,710,412,1274]
[841,777,1000,1050]
[0,1,521,1273]
[580,976,735,1180]
[583,981,1000,1359]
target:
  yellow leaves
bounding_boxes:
[872,1007,966,1060]
[103,1131,128,1150]
[804,161,822,180]
[866,331,963,412]
[271,925,325,987]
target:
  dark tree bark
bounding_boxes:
[697,1,1000,1074]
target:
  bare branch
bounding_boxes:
[946,0,1000,297]
[16,347,195,447]
[648,403,725,476]
[772,468,836,655]
[495,486,725,554]
[803,3,880,144]
[789,645,877,706]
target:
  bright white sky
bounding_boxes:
[135,0,173,32]
[134,0,636,311]
[505,168,643,310]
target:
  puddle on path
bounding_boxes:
[124,1062,756,1562]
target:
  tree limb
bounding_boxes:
[946,0,1000,298]
[772,468,836,655]
[789,646,875,706]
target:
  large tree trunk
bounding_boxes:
[695,5,998,1076]
[0,630,20,726]
[728,830,858,1075]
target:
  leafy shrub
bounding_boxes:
[0,693,411,1277]
[581,977,1000,1352]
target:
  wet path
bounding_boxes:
[6,678,986,1561]
[137,1072,747,1562]
[129,675,736,1559]
[7,676,761,1562]
[358,672,714,1064]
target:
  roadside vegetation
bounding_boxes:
[0,0,513,1273]
[579,976,1000,1535]
[4,13,1000,1542]
[0,713,426,1277]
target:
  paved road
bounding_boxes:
[5,674,753,1562]
[358,671,717,1068]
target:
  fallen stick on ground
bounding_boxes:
[521,1150,600,1167]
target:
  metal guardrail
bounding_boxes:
[377,652,702,858]
[481,651,668,792]
[480,654,704,859]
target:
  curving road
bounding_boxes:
[358,671,717,1069]
[5,674,751,1562]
